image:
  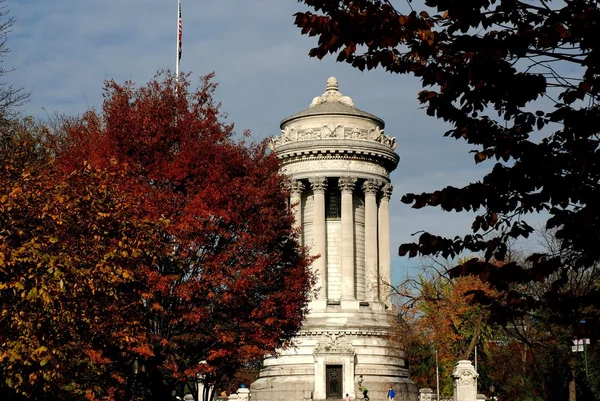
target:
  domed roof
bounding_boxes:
[270,77,399,178]
[280,77,385,128]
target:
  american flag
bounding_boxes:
[178,0,182,61]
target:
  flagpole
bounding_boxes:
[176,0,181,80]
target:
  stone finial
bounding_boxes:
[326,77,339,91]
[310,77,354,108]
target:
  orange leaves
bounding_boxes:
[399,271,496,392]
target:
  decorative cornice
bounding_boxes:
[269,125,397,151]
[296,330,390,338]
[278,146,399,167]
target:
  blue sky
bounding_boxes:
[7,0,546,284]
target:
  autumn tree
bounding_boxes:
[394,245,600,400]
[1,123,163,400]
[394,263,497,396]
[1,72,313,401]
[294,0,600,333]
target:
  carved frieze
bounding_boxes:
[269,124,397,151]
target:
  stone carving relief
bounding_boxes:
[458,371,476,383]
[269,125,397,151]
[381,183,394,200]
[282,127,298,143]
[309,176,328,193]
[298,128,319,141]
[362,179,382,195]
[290,180,305,195]
[313,332,354,356]
[338,177,357,192]
[322,124,345,139]
[368,126,383,142]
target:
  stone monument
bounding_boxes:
[452,361,477,401]
[251,78,416,401]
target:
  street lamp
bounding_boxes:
[132,358,140,375]
[131,358,146,400]
[489,384,495,401]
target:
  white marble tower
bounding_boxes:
[251,78,416,401]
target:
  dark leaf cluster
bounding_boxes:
[296,0,600,331]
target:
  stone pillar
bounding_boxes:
[419,388,434,401]
[310,177,328,300]
[378,183,393,307]
[363,179,381,302]
[452,360,478,401]
[344,355,356,398]
[237,387,250,401]
[290,180,304,233]
[314,358,326,400]
[339,177,357,300]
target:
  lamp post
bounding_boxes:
[131,358,146,400]
[435,349,440,401]
[132,358,139,400]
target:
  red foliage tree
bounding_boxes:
[1,73,313,400]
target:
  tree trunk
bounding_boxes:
[460,313,483,360]
[569,358,577,401]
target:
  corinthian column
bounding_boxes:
[379,183,393,307]
[309,177,328,300]
[363,179,381,302]
[339,177,357,300]
[290,180,304,234]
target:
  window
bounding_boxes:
[326,190,341,219]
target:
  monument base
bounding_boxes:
[251,305,417,401]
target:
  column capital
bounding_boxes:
[362,179,382,195]
[338,176,357,193]
[309,177,328,193]
[381,183,393,200]
[290,179,305,196]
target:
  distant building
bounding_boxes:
[251,78,416,401]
